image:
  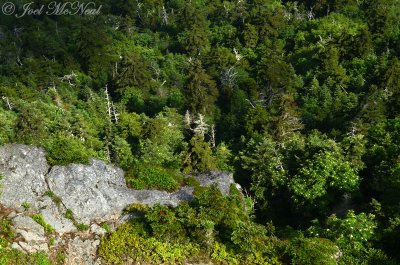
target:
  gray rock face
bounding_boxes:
[90,224,107,236]
[11,215,48,253]
[12,215,46,242]
[39,197,76,234]
[0,144,49,210]
[46,159,235,224]
[193,171,235,196]
[46,159,137,224]
[0,145,236,225]
[66,237,101,265]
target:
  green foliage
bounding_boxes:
[289,150,359,203]
[99,185,282,264]
[0,108,17,145]
[101,223,111,233]
[139,109,187,169]
[288,237,338,265]
[76,223,89,231]
[308,210,378,263]
[2,0,400,262]
[183,176,201,187]
[55,252,66,265]
[21,202,31,211]
[126,164,182,191]
[184,60,218,113]
[64,209,74,220]
[45,132,96,166]
[112,136,135,170]
[44,191,62,207]
[241,131,363,224]
[0,250,53,265]
[62,209,89,231]
[183,136,216,173]
[118,112,142,140]
[31,214,55,234]
[124,203,149,213]
[145,204,187,243]
[214,143,234,172]
[0,218,52,264]
[0,218,14,248]
[324,211,377,251]
[364,118,400,211]
[210,242,241,265]
[98,222,200,264]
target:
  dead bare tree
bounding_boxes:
[104,84,112,122]
[161,6,168,25]
[150,62,167,97]
[306,7,315,21]
[59,72,77,86]
[233,48,242,61]
[210,124,216,148]
[184,110,192,127]
[347,123,358,138]
[111,102,119,125]
[48,87,64,109]
[2,96,13,110]
[193,114,209,137]
[136,0,143,20]
[236,0,246,23]
[13,26,24,41]
[221,66,238,88]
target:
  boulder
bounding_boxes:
[46,159,235,224]
[46,158,138,224]
[11,215,48,253]
[0,144,49,210]
[66,237,101,265]
[193,171,235,196]
[38,197,76,234]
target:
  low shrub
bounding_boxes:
[0,218,53,264]
[0,249,53,265]
[44,132,96,165]
[125,164,183,191]
[98,222,200,265]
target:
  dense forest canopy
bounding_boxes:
[1,0,400,264]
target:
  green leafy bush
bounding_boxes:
[125,164,183,191]
[99,185,282,265]
[0,249,53,265]
[45,132,96,165]
[288,237,338,265]
[0,218,14,248]
[98,222,200,265]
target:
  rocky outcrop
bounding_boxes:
[193,170,238,196]
[46,158,137,224]
[0,144,236,263]
[11,215,48,253]
[38,197,77,234]
[0,144,235,226]
[0,144,49,211]
[46,159,234,224]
